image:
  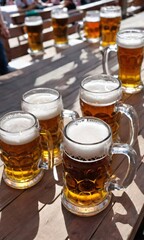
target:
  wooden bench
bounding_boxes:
[11,6,54,25]
[11,0,118,25]
[77,0,118,12]
[127,0,144,15]
[119,0,144,17]
[3,9,84,61]
[5,0,123,61]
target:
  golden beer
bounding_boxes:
[84,11,100,43]
[39,115,63,164]
[80,74,139,145]
[63,152,111,207]
[25,16,43,54]
[117,29,144,93]
[100,6,121,47]
[62,117,112,216]
[0,111,44,189]
[61,117,137,216]
[80,100,121,141]
[80,75,122,142]
[21,88,63,166]
[51,8,69,47]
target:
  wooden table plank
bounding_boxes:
[91,161,144,240]
[0,165,63,236]
[0,164,63,209]
[0,42,102,116]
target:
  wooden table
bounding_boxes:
[0,11,144,240]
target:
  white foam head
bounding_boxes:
[117,29,144,49]
[25,16,43,26]
[100,6,121,18]
[51,7,68,19]
[22,89,63,120]
[0,112,39,145]
[63,118,112,161]
[85,11,100,22]
[80,77,122,106]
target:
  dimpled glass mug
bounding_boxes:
[83,10,100,43]
[80,74,139,146]
[61,117,137,216]
[51,7,69,48]
[21,88,79,166]
[24,16,44,55]
[103,29,144,94]
[100,5,122,47]
[0,111,52,189]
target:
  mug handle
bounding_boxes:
[107,143,137,191]
[61,109,79,126]
[77,21,86,41]
[39,129,54,170]
[39,109,79,169]
[116,102,139,146]
[102,44,118,78]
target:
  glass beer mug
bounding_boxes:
[61,117,137,216]
[24,15,44,55]
[100,5,122,47]
[21,88,79,166]
[80,74,139,146]
[79,10,100,43]
[51,7,69,48]
[103,29,144,94]
[0,111,52,189]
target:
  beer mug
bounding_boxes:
[51,7,69,48]
[0,111,52,189]
[80,74,139,145]
[100,5,122,47]
[61,117,137,216]
[21,88,79,166]
[25,15,44,55]
[103,29,144,94]
[81,10,100,43]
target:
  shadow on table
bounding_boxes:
[134,217,144,240]
[0,164,63,240]
[61,136,144,240]
[134,139,144,193]
[0,42,102,117]
[62,190,138,240]
[0,38,143,239]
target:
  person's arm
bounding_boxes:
[0,10,10,38]
[17,3,37,12]
[16,0,37,12]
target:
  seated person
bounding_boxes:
[63,0,76,10]
[0,9,16,75]
[15,0,47,12]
